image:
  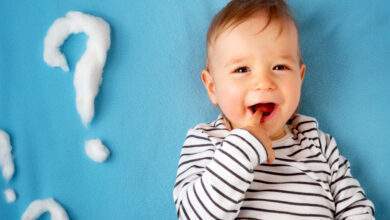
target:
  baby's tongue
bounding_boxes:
[258,103,274,113]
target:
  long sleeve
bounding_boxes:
[172,128,268,220]
[321,133,375,219]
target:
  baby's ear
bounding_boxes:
[201,69,218,105]
[300,64,306,80]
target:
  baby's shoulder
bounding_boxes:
[184,114,227,143]
[289,113,333,154]
[288,113,321,138]
[189,114,225,133]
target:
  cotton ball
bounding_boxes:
[4,188,16,203]
[21,198,69,220]
[0,129,15,181]
[85,139,110,163]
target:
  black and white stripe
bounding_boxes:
[173,114,375,219]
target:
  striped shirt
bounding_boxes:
[173,113,375,219]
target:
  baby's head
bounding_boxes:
[201,0,306,139]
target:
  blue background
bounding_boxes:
[0,0,389,219]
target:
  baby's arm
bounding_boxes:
[173,127,268,220]
[320,132,375,219]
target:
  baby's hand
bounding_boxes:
[224,111,275,164]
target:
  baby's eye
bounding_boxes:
[233,66,250,73]
[273,64,289,71]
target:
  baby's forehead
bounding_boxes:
[207,18,300,64]
[219,16,297,43]
[210,12,297,43]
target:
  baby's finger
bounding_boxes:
[251,108,263,124]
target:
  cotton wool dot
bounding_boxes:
[85,139,110,163]
[4,188,16,203]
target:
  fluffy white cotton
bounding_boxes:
[85,139,110,163]
[4,188,16,203]
[0,130,14,181]
[22,198,69,220]
[43,11,111,126]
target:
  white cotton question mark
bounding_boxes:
[43,11,110,127]
[0,129,17,203]
[43,11,110,162]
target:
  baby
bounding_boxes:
[173,0,375,219]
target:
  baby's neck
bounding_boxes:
[270,127,287,140]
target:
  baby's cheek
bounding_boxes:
[217,86,245,122]
[284,84,302,114]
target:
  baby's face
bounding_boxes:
[202,14,306,139]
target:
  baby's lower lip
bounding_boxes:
[261,105,279,123]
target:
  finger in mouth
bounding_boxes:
[249,103,276,116]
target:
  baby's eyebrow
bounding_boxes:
[224,54,297,68]
[224,57,249,68]
[278,54,297,62]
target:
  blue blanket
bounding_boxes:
[0,0,388,219]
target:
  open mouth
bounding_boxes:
[249,102,277,121]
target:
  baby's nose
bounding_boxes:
[253,72,277,91]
